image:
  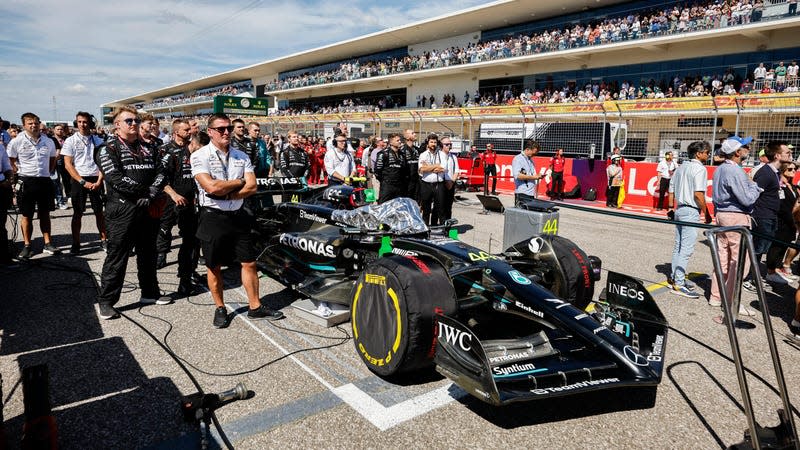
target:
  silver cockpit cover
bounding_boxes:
[331,197,428,234]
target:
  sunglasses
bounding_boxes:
[209,125,234,134]
[442,143,452,146]
[122,118,142,125]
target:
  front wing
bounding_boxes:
[433,272,668,405]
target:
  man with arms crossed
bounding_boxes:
[96,107,171,320]
[192,114,284,328]
[62,111,107,255]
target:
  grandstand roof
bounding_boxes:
[103,0,629,106]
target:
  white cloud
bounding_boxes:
[65,83,88,94]
[0,0,487,123]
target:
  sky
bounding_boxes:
[0,0,488,125]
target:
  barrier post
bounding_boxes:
[704,226,798,450]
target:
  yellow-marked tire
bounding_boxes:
[351,254,457,377]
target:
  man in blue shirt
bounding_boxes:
[709,137,761,315]
[512,143,541,206]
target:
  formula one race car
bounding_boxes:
[252,180,668,405]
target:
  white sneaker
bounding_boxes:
[765,272,789,284]
[738,306,756,317]
[140,295,173,305]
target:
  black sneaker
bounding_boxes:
[213,307,229,328]
[177,279,203,296]
[43,243,61,255]
[190,272,205,285]
[247,305,285,320]
[70,244,81,255]
[98,303,120,320]
[100,240,108,253]
[18,245,32,260]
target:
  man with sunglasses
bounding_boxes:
[192,114,284,328]
[374,133,409,203]
[95,107,171,320]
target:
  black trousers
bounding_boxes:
[98,201,160,306]
[420,182,447,226]
[378,181,405,204]
[657,177,670,209]
[607,185,620,207]
[56,157,72,199]
[483,166,497,195]
[766,224,796,271]
[551,171,564,198]
[156,200,199,279]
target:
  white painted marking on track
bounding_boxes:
[228,286,459,430]
[333,383,464,431]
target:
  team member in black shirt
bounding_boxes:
[401,129,420,202]
[95,107,171,320]
[374,133,409,203]
[157,119,203,295]
[279,131,310,179]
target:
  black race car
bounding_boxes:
[252,180,668,405]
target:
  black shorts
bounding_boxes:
[17,177,55,218]
[196,207,257,268]
[70,176,106,214]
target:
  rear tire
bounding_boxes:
[351,254,457,376]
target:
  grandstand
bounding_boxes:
[104,0,800,162]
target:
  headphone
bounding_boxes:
[73,112,96,129]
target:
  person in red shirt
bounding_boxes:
[549,148,566,200]
[314,141,327,184]
[481,143,498,195]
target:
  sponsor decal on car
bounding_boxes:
[530,377,620,395]
[438,322,472,351]
[299,209,328,224]
[608,280,645,302]
[365,274,386,286]
[492,362,543,377]
[514,300,543,318]
[391,248,419,257]
[509,270,532,285]
[623,345,649,367]
[488,351,531,364]
[648,334,664,362]
[279,233,336,258]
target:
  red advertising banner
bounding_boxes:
[457,155,720,210]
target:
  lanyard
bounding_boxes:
[216,149,231,180]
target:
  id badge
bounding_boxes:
[779,189,786,200]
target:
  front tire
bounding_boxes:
[351,254,457,377]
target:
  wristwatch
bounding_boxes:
[79,179,87,187]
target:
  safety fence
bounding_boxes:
[258,94,800,160]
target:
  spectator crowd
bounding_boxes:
[265,0,797,94]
